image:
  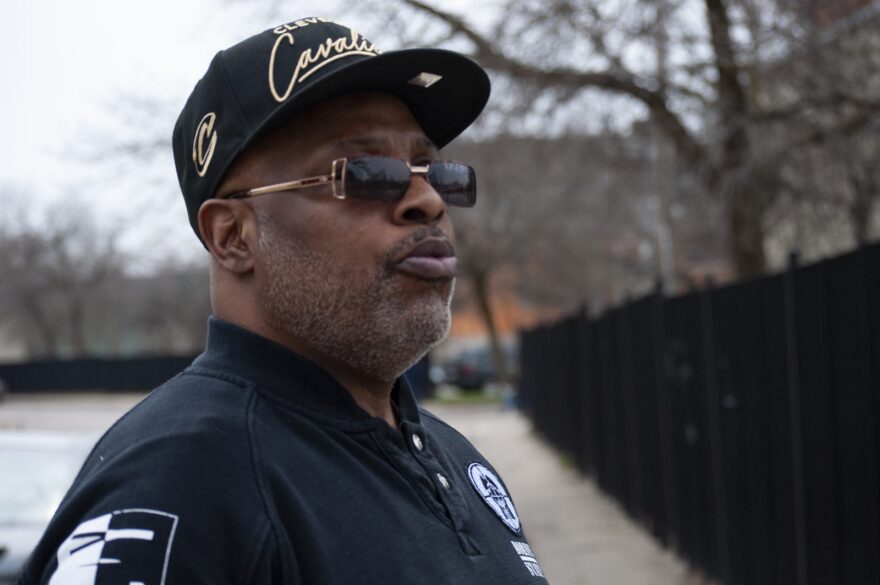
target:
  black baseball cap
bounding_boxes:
[173,17,491,242]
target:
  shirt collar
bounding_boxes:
[191,316,422,426]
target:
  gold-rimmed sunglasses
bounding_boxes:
[224,156,476,207]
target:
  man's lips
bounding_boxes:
[394,239,457,280]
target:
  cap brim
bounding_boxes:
[243,48,490,153]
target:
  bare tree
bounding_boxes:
[0,188,213,359]
[0,193,124,358]
[444,135,592,379]
[125,262,212,354]
[365,0,880,277]
[443,126,722,378]
[772,119,880,258]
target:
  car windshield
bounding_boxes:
[0,445,85,525]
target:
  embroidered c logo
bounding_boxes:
[192,113,218,177]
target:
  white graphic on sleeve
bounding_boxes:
[511,541,546,578]
[467,462,522,534]
[49,509,178,585]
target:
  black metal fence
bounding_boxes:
[0,350,434,398]
[0,355,198,393]
[518,243,880,585]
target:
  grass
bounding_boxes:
[428,384,504,405]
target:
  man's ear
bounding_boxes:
[198,199,258,274]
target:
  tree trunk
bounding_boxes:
[20,294,59,358]
[68,291,88,358]
[848,172,874,246]
[470,269,509,383]
[705,0,770,277]
[853,211,870,248]
[727,184,768,277]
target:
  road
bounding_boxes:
[1,394,710,584]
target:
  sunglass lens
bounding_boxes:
[429,162,476,208]
[344,157,410,202]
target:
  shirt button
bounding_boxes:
[437,473,451,490]
[412,433,424,451]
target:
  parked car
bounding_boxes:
[0,432,96,584]
[444,344,518,391]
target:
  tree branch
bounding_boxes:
[754,93,880,124]
[399,0,708,171]
[745,107,879,188]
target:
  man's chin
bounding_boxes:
[382,304,451,374]
[402,294,452,334]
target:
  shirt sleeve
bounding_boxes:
[18,423,275,585]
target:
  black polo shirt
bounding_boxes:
[20,318,548,584]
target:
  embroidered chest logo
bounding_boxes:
[192,112,218,177]
[49,508,179,585]
[467,462,521,534]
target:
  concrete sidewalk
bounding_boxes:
[427,402,712,585]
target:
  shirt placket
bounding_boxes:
[396,420,480,556]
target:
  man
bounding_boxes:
[19,18,548,585]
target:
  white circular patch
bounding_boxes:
[467,462,521,534]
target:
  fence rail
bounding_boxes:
[518,243,880,585]
[0,351,433,398]
[0,355,198,393]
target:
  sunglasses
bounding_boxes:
[224,156,476,207]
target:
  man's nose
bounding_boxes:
[391,174,446,225]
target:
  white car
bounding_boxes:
[0,432,96,584]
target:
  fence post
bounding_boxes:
[854,244,880,583]
[653,283,679,549]
[699,279,731,583]
[784,252,808,585]
[575,305,592,474]
[618,301,643,521]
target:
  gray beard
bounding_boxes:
[257,212,452,384]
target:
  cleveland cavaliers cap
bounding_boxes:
[173,17,491,242]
